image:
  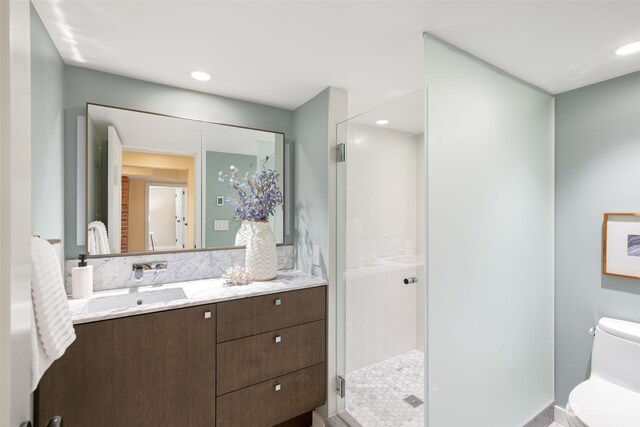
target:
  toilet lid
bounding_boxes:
[568,377,640,427]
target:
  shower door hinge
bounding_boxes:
[336,375,346,398]
[337,143,346,163]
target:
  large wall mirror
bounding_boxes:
[86,104,285,257]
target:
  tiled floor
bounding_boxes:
[346,349,424,427]
[342,350,561,427]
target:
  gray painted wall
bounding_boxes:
[292,88,330,279]
[31,5,65,241]
[555,71,640,407]
[64,66,293,259]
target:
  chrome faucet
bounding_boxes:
[132,262,168,283]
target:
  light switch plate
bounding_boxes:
[312,244,321,266]
[214,220,229,231]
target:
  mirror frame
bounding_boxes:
[84,102,288,258]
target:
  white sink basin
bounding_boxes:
[82,288,187,313]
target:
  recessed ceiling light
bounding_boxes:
[190,70,211,81]
[376,119,389,125]
[615,41,640,56]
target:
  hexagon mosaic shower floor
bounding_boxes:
[346,350,424,427]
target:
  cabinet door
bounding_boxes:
[36,305,216,427]
[35,319,116,427]
[112,305,216,426]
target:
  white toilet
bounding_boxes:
[566,317,640,427]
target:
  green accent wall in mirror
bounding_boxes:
[205,152,256,247]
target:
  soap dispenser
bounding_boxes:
[72,254,93,299]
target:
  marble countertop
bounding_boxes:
[68,270,327,325]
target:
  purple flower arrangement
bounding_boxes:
[218,165,283,221]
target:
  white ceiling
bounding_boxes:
[89,104,276,156]
[89,104,202,155]
[349,89,424,135]
[35,1,640,116]
[202,122,276,157]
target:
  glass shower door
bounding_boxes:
[336,91,425,427]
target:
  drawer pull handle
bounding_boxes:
[274,383,281,392]
[274,335,282,343]
[204,311,212,319]
[274,298,282,306]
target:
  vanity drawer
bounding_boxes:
[216,286,326,342]
[216,363,326,427]
[217,319,325,395]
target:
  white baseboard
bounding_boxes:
[554,404,569,427]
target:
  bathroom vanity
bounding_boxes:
[35,272,327,427]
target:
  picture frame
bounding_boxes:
[603,213,640,280]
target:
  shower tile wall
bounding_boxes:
[345,123,424,373]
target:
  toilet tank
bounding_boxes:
[591,317,640,393]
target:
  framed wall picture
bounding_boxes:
[603,213,640,279]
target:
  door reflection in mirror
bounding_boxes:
[124,151,195,253]
[146,185,188,251]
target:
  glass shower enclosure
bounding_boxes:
[336,91,426,427]
[334,34,554,427]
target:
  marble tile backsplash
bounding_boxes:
[64,245,294,294]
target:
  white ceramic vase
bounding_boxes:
[235,220,250,246]
[245,220,277,281]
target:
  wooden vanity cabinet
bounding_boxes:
[35,304,216,427]
[35,285,326,427]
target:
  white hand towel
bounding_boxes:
[88,220,110,255]
[87,227,97,255]
[30,237,76,391]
